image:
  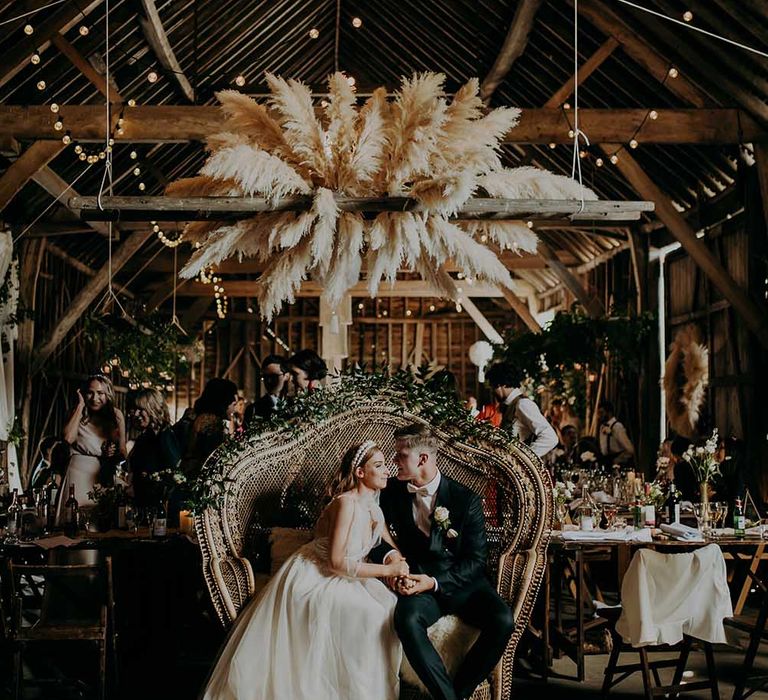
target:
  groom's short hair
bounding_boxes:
[394,423,439,454]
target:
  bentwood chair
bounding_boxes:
[8,556,117,700]
[195,394,554,700]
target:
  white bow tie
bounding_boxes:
[407,483,430,497]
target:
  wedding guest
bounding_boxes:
[712,435,747,506]
[465,395,480,418]
[287,349,327,393]
[486,362,558,458]
[546,398,565,442]
[57,374,127,523]
[244,354,288,426]
[29,435,60,490]
[597,400,635,467]
[178,377,238,475]
[129,388,181,508]
[549,424,579,477]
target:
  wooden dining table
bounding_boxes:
[540,531,768,682]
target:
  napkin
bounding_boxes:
[33,535,82,549]
[559,527,652,543]
[591,491,618,504]
[659,523,704,542]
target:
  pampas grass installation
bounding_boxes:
[664,324,709,438]
[169,71,596,319]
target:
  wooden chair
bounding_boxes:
[8,556,116,700]
[195,398,553,700]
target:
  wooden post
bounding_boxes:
[609,147,768,349]
[31,231,153,373]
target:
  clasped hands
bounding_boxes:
[384,554,435,596]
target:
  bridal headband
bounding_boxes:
[351,440,377,472]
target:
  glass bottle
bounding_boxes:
[152,501,167,538]
[4,488,21,544]
[734,498,746,539]
[20,496,41,540]
[115,484,127,529]
[664,482,681,524]
[63,485,80,538]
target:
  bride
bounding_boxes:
[203,440,408,700]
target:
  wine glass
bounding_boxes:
[693,502,710,536]
[603,504,619,531]
[714,502,728,535]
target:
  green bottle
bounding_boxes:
[734,498,746,539]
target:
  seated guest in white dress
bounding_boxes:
[57,374,126,522]
[203,441,407,700]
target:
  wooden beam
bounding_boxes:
[139,0,195,102]
[180,296,212,331]
[573,0,709,108]
[145,276,189,311]
[31,231,153,373]
[628,227,649,314]
[545,37,620,108]
[480,0,544,101]
[0,0,103,90]
[608,146,768,349]
[498,287,542,333]
[68,195,654,221]
[537,240,605,317]
[0,106,761,144]
[754,143,768,235]
[45,242,134,299]
[0,141,64,211]
[32,167,111,237]
[50,34,123,103]
[171,280,506,299]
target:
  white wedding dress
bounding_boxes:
[203,494,402,700]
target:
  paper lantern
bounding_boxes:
[468,340,495,382]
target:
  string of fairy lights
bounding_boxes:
[9,2,766,322]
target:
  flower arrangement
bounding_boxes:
[553,481,575,506]
[167,72,595,319]
[579,451,598,467]
[681,429,721,486]
[148,468,189,503]
[643,481,666,509]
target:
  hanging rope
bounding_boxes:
[570,0,589,215]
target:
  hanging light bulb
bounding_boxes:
[352,17,362,27]
[568,129,575,138]
[53,118,63,131]
[548,142,556,149]
[152,224,160,232]
[234,74,246,87]
[649,110,659,120]
[428,304,436,312]
[579,150,587,158]
[347,76,356,87]
[36,80,46,91]
[23,24,33,35]
[62,132,71,145]
[133,167,141,176]
[74,145,83,155]
[610,154,619,164]
[563,102,571,110]
[595,157,604,167]
[130,150,138,159]
[630,139,639,149]
[79,25,89,36]
[526,220,534,229]
[50,103,59,113]
[147,70,158,83]
[128,98,136,107]
[108,138,115,146]
[30,51,40,65]
[683,10,693,22]
[99,151,106,159]
[405,309,412,317]
[138,182,146,191]
[79,152,87,161]
[309,28,319,39]
[668,67,679,78]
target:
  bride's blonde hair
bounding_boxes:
[327,441,380,499]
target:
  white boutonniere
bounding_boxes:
[433,506,457,537]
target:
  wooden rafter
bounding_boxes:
[68,195,654,221]
[0,141,64,211]
[167,280,506,299]
[50,34,123,103]
[32,167,111,238]
[139,0,194,101]
[0,0,103,90]
[537,240,605,317]
[573,0,709,108]
[607,146,768,349]
[0,106,761,144]
[545,37,620,108]
[498,287,542,333]
[480,0,544,101]
[31,231,153,373]
[46,242,134,299]
[146,276,189,311]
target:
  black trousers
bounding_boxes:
[394,581,515,700]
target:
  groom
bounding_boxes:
[371,423,515,700]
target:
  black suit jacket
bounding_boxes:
[244,395,278,426]
[374,474,489,600]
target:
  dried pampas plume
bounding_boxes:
[664,324,709,438]
[168,71,596,319]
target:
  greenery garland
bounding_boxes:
[185,367,523,515]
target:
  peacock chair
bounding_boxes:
[195,388,553,700]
